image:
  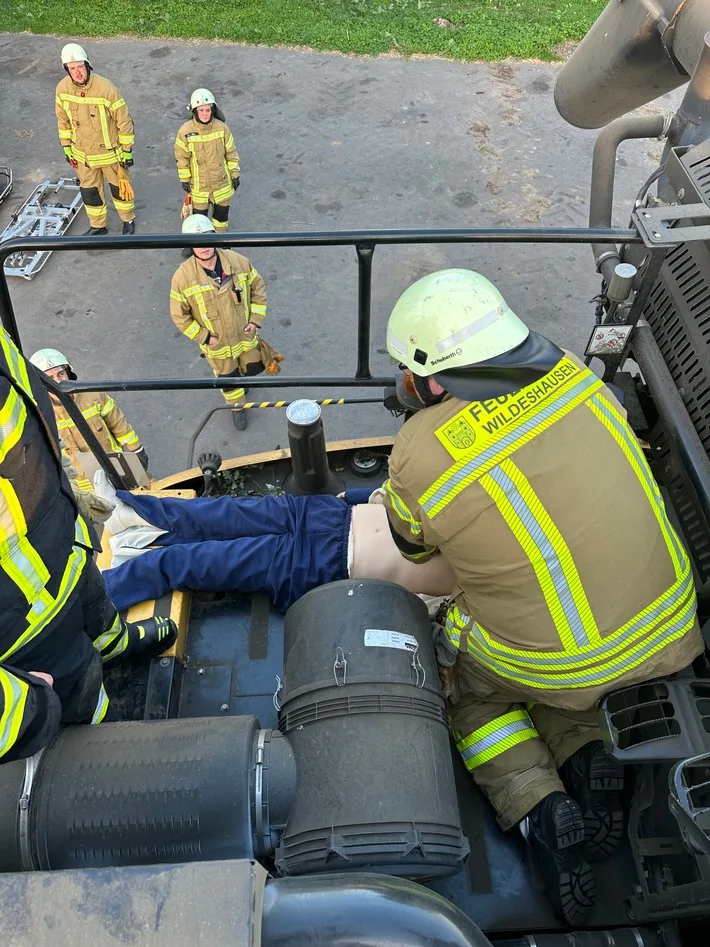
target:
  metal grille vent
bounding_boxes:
[605,682,679,749]
[684,140,710,206]
[693,682,710,734]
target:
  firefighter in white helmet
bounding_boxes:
[175,88,240,254]
[56,42,137,235]
[381,268,703,926]
[170,215,282,431]
[30,348,150,487]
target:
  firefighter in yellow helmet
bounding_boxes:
[170,215,271,431]
[175,88,240,252]
[56,42,136,235]
[29,348,150,488]
[382,269,703,925]
[0,328,175,764]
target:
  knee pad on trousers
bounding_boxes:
[243,360,265,377]
[80,186,103,207]
[192,207,210,218]
[212,203,230,223]
[108,182,121,199]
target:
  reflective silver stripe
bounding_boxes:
[422,373,601,515]
[93,613,123,653]
[0,672,26,754]
[488,464,590,647]
[459,718,535,764]
[91,684,109,724]
[468,568,695,669]
[435,307,500,353]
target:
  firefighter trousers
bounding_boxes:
[449,651,603,831]
[192,197,232,232]
[205,353,265,408]
[77,162,135,228]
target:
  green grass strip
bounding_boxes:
[1,0,604,61]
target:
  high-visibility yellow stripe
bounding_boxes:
[222,387,246,403]
[76,478,92,492]
[186,130,225,144]
[0,388,27,464]
[0,333,36,404]
[58,93,113,107]
[170,288,187,303]
[59,129,72,141]
[177,168,191,180]
[111,98,126,112]
[588,394,687,580]
[175,137,191,154]
[118,431,139,447]
[204,337,260,359]
[383,479,423,535]
[421,368,604,518]
[86,204,107,219]
[444,603,470,649]
[212,183,234,203]
[213,219,229,232]
[182,321,203,340]
[455,709,538,770]
[0,479,51,606]
[111,197,135,212]
[91,684,109,724]
[479,459,600,651]
[0,671,29,759]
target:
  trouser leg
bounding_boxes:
[191,201,209,216]
[449,689,566,831]
[104,162,135,222]
[211,199,231,232]
[530,703,604,770]
[81,558,131,664]
[217,366,246,407]
[77,163,107,228]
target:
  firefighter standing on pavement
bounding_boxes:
[29,349,151,489]
[0,327,175,764]
[382,269,703,926]
[175,88,240,253]
[170,215,270,431]
[55,43,136,235]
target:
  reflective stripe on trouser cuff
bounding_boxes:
[85,203,107,218]
[213,219,229,231]
[91,683,109,724]
[222,387,246,405]
[455,709,539,771]
[112,197,135,213]
[94,614,130,661]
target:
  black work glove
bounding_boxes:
[181,182,191,193]
[232,177,240,191]
[134,447,149,471]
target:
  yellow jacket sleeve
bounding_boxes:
[99,392,140,449]
[56,87,72,147]
[0,666,62,763]
[223,123,240,177]
[170,274,210,345]
[175,127,192,182]
[107,82,135,150]
[246,260,267,327]
[382,458,439,564]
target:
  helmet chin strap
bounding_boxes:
[412,373,446,407]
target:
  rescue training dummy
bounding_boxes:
[170,215,284,431]
[29,347,152,490]
[0,328,176,764]
[175,88,241,247]
[55,43,136,235]
[92,478,455,613]
[381,268,704,926]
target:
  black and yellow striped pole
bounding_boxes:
[241,397,382,410]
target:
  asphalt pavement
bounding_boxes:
[0,33,681,477]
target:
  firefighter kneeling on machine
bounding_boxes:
[175,88,240,256]
[382,269,704,926]
[55,43,136,235]
[29,348,151,489]
[170,215,283,431]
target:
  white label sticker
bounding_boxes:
[364,629,418,651]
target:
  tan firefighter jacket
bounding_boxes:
[174,118,240,204]
[383,352,703,700]
[170,250,267,375]
[56,72,134,168]
[54,391,141,491]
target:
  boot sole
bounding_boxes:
[553,795,586,850]
[580,746,625,862]
[533,797,596,926]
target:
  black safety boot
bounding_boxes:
[122,219,136,235]
[232,409,248,430]
[125,616,177,661]
[523,792,596,926]
[84,226,108,236]
[560,740,625,862]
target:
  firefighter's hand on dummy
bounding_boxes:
[71,480,115,524]
[432,621,460,704]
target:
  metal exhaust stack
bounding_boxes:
[284,399,340,495]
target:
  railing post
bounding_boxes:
[355,244,375,380]
[0,254,22,349]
